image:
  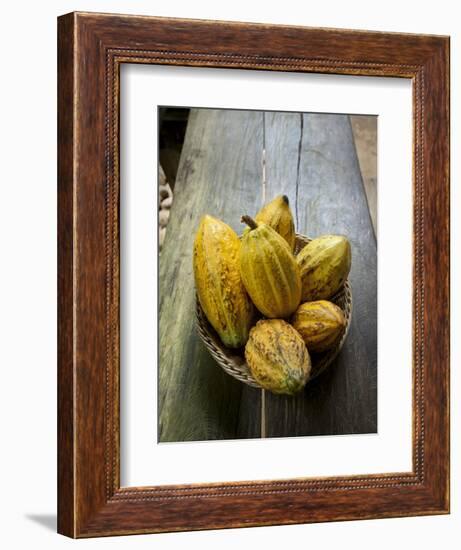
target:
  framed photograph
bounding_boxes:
[58,12,450,537]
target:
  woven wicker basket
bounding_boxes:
[196,234,353,389]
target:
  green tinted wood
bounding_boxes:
[264,112,377,437]
[158,108,264,442]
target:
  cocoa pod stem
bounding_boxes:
[241,215,258,230]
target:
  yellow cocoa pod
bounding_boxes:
[291,300,346,353]
[244,195,295,251]
[240,216,301,318]
[193,215,255,348]
[297,235,351,301]
[245,319,311,395]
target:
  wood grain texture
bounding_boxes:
[158,108,263,442]
[57,13,75,538]
[57,11,449,538]
[264,112,377,437]
[350,115,377,235]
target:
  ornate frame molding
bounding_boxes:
[58,12,449,537]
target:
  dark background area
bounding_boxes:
[159,107,190,189]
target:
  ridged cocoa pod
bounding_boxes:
[245,319,311,394]
[297,235,351,301]
[240,216,301,318]
[245,195,296,251]
[193,215,255,348]
[292,300,346,353]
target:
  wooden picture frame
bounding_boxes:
[57,12,450,537]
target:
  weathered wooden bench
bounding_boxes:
[159,108,377,442]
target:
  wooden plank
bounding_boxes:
[264,112,377,436]
[350,115,378,236]
[158,108,263,442]
[263,111,303,226]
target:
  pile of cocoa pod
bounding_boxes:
[193,195,351,395]
[159,166,173,251]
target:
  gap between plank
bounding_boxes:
[261,111,267,438]
[294,113,303,229]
